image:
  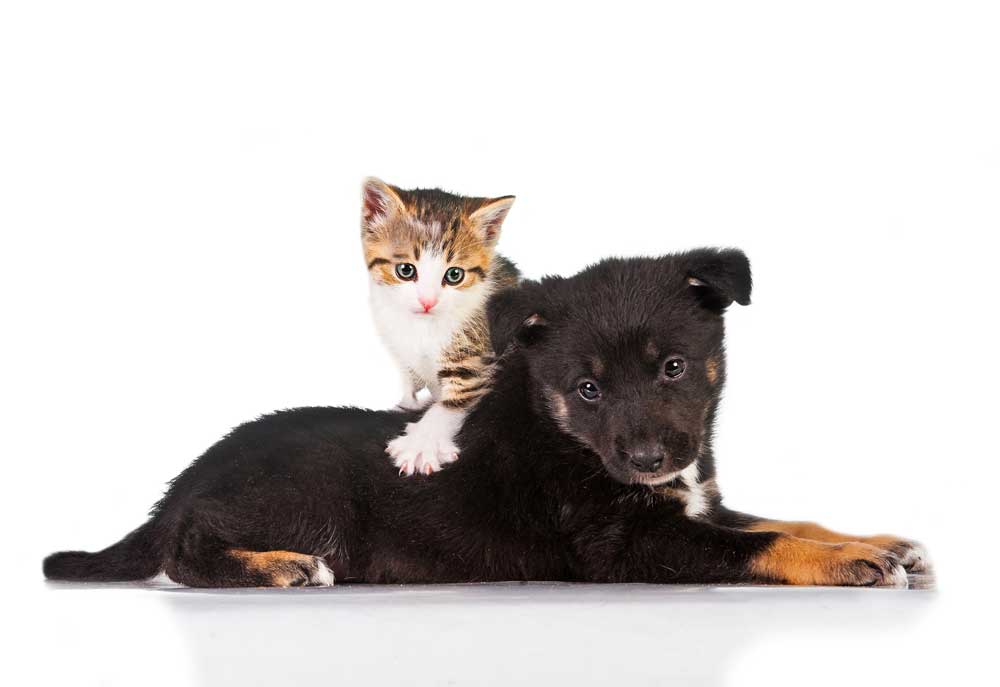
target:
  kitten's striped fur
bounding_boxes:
[362,178,519,475]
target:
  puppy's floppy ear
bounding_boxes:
[684,248,752,310]
[487,282,551,354]
[361,177,406,234]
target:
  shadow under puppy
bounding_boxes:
[44,249,927,588]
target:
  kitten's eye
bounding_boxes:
[578,380,601,402]
[663,357,686,380]
[443,267,465,285]
[395,263,417,281]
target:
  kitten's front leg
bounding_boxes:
[395,369,430,412]
[387,356,489,475]
[386,404,465,476]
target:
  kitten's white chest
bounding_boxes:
[369,289,459,385]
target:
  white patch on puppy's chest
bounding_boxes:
[678,462,709,519]
[654,461,713,519]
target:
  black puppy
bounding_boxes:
[44,249,927,588]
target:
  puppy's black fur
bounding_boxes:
[44,249,923,588]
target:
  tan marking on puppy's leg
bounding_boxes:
[750,535,907,587]
[706,357,720,385]
[747,520,853,542]
[746,520,930,572]
[228,549,335,587]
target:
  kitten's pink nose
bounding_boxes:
[419,296,437,312]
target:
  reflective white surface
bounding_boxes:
[33,576,946,686]
[6,2,999,685]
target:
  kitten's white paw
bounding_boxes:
[386,430,460,476]
[386,407,462,476]
[395,395,432,412]
[385,404,465,477]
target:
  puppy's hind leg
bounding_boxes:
[227,549,336,587]
[165,532,336,588]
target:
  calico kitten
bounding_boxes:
[361,178,519,476]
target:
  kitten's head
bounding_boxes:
[361,178,514,320]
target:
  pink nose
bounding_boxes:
[419,296,437,312]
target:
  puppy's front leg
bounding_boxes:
[712,507,930,573]
[583,517,908,587]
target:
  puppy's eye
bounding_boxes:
[663,357,686,380]
[578,380,601,401]
[395,263,417,281]
[443,267,465,285]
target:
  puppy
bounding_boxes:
[43,249,927,587]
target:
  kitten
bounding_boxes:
[361,178,519,476]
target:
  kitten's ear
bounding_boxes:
[683,248,752,310]
[488,282,550,354]
[468,196,515,244]
[361,177,406,233]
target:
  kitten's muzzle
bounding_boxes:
[418,295,438,312]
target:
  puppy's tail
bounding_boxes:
[43,519,167,582]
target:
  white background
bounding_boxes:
[2,2,998,685]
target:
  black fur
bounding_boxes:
[44,249,902,587]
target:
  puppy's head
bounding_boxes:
[489,249,751,486]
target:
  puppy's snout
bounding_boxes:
[618,443,665,473]
[629,453,663,473]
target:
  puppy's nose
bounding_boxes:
[628,452,664,473]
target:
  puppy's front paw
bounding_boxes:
[386,424,460,476]
[866,536,931,573]
[753,538,909,588]
[830,543,909,588]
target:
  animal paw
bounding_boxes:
[395,395,432,412]
[867,536,931,573]
[231,549,336,588]
[812,542,909,588]
[754,539,909,588]
[386,423,460,476]
[287,556,337,587]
